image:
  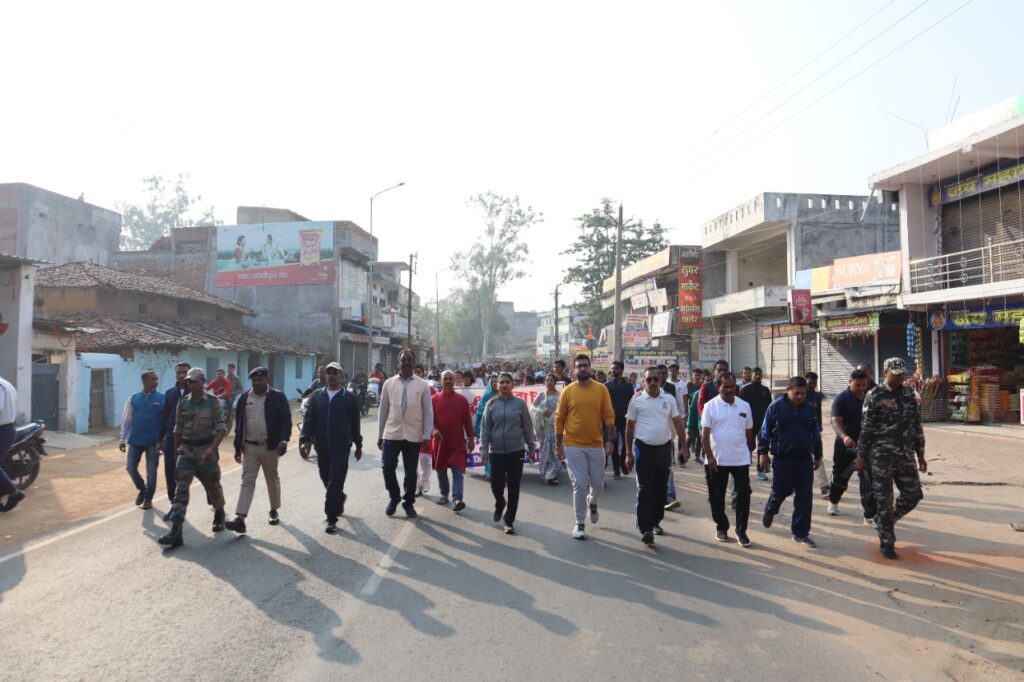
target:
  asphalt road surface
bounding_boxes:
[1,415,1021,681]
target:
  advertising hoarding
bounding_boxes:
[216,221,334,287]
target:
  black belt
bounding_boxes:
[245,439,267,446]
[182,438,213,446]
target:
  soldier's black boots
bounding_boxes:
[881,545,898,560]
[225,515,247,534]
[212,508,226,532]
[159,522,183,548]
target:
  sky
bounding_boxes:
[3,0,1023,314]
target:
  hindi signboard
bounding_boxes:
[677,245,702,329]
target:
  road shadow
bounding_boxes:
[0,544,26,602]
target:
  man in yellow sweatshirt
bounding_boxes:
[555,354,615,540]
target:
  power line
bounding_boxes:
[684,0,934,172]
[684,0,897,158]
[683,0,977,182]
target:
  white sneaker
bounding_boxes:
[864,516,876,527]
[827,503,839,516]
[572,523,586,540]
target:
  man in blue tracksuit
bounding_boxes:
[758,375,823,548]
[118,370,165,509]
[159,362,191,521]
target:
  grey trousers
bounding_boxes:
[565,447,605,525]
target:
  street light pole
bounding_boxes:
[435,265,451,366]
[367,182,405,373]
[553,283,561,362]
[612,203,624,362]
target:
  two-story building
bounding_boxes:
[870,94,1024,425]
[536,305,581,362]
[32,262,316,433]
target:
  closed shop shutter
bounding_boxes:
[820,334,872,397]
[730,319,757,372]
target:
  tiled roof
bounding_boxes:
[36,312,316,356]
[35,261,254,315]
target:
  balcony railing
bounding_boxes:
[909,238,1024,294]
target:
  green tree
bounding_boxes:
[433,287,510,361]
[117,174,221,251]
[452,192,542,358]
[561,198,668,335]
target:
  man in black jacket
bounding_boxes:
[740,367,773,481]
[225,367,292,534]
[299,362,364,534]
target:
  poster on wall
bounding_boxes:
[623,313,652,349]
[216,221,334,287]
[677,245,702,328]
[789,289,813,323]
[624,350,684,377]
[698,335,726,363]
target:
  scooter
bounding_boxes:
[3,421,47,491]
[366,377,381,407]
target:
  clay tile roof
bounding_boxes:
[35,261,254,315]
[37,312,316,356]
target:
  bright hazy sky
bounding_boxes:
[3,0,1021,313]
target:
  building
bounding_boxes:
[32,262,316,433]
[699,192,900,387]
[870,94,1024,425]
[493,302,539,359]
[112,206,428,373]
[0,253,42,423]
[0,184,121,266]
[536,305,581,361]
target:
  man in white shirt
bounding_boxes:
[0,375,25,511]
[377,349,434,518]
[625,366,686,546]
[701,372,755,547]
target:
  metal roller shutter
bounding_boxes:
[820,334,872,397]
[729,319,757,372]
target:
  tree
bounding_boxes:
[117,174,221,251]
[452,192,542,358]
[429,287,510,362]
[561,198,668,335]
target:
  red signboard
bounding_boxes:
[677,246,702,329]
[789,289,813,324]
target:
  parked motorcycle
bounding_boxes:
[347,381,370,417]
[3,421,47,491]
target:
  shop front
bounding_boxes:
[928,302,1024,424]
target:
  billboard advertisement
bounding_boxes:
[216,221,334,287]
[677,245,702,329]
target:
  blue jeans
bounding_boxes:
[437,466,465,501]
[126,444,159,500]
[765,456,815,538]
[381,439,420,505]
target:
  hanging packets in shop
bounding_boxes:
[906,322,916,358]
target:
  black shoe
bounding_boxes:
[820,485,831,499]
[0,490,26,512]
[494,500,506,523]
[652,525,665,536]
[881,545,898,560]
[141,499,153,510]
[504,523,515,535]
[212,509,226,533]
[762,508,776,528]
[453,500,466,513]
[716,530,730,543]
[386,500,398,517]
[339,493,347,517]
[403,503,418,519]
[325,521,338,534]
[737,531,751,547]
[162,509,174,522]
[158,522,183,548]
[268,510,279,525]
[641,531,655,545]
[225,516,247,534]
[135,492,145,507]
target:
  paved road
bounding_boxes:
[1,416,1021,680]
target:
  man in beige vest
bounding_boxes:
[377,348,434,518]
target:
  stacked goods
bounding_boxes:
[915,375,948,422]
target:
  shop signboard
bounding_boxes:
[929,154,1024,206]
[216,221,334,287]
[698,335,726,363]
[630,292,650,310]
[927,305,1024,330]
[590,351,613,373]
[622,313,652,349]
[647,288,668,309]
[789,289,813,324]
[811,265,834,293]
[830,251,901,288]
[761,323,815,339]
[677,245,702,329]
[818,312,880,334]
[651,310,673,337]
[624,350,684,377]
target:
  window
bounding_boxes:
[807,199,813,209]
[138,302,148,314]
[295,358,303,379]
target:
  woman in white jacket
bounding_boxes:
[531,374,561,485]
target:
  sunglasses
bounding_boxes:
[645,377,660,383]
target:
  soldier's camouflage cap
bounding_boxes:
[186,367,207,382]
[883,357,906,375]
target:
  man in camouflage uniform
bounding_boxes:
[855,357,927,560]
[158,367,228,549]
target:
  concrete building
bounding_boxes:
[0,184,121,266]
[0,253,41,423]
[870,94,1024,424]
[536,305,581,361]
[32,262,316,432]
[112,206,428,373]
[494,302,539,359]
[699,192,900,386]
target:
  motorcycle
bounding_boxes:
[366,377,381,407]
[347,381,371,417]
[3,421,47,491]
